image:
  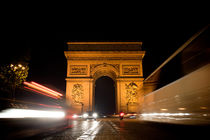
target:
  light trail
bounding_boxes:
[24,82,61,98]
[0,108,65,118]
[24,86,59,99]
[31,81,63,96]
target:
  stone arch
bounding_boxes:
[64,42,145,113]
[90,63,119,80]
[90,63,119,111]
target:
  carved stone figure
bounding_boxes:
[125,82,138,105]
[72,84,84,104]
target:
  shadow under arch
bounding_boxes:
[91,64,119,113]
[94,76,116,115]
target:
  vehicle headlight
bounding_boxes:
[83,113,88,118]
[93,113,98,118]
[72,114,78,119]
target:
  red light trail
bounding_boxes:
[23,81,63,99]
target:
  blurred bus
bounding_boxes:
[140,25,210,124]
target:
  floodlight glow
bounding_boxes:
[178,108,186,111]
[160,108,168,111]
[0,109,65,118]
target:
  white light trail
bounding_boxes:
[0,109,65,119]
[141,113,191,117]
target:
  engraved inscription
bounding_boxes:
[122,65,140,75]
[69,65,87,75]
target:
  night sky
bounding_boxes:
[1,24,207,112]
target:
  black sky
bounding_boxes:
[1,24,207,94]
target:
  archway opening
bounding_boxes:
[94,76,116,115]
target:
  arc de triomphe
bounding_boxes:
[64,42,145,113]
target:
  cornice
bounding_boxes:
[65,57,144,60]
[67,42,142,45]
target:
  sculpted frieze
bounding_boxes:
[90,63,120,73]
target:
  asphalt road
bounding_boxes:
[42,118,210,140]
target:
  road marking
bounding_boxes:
[108,121,120,132]
[107,120,126,140]
[76,121,103,140]
[109,121,119,133]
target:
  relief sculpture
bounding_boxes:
[125,82,138,105]
[72,84,84,104]
[90,63,120,73]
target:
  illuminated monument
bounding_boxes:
[64,42,145,113]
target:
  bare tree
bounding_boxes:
[0,64,29,99]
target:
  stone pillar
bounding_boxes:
[116,78,144,113]
[65,78,93,114]
[116,79,121,113]
[89,78,93,111]
[65,80,71,106]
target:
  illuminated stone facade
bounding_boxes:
[64,42,145,113]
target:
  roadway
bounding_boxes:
[42,118,210,140]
